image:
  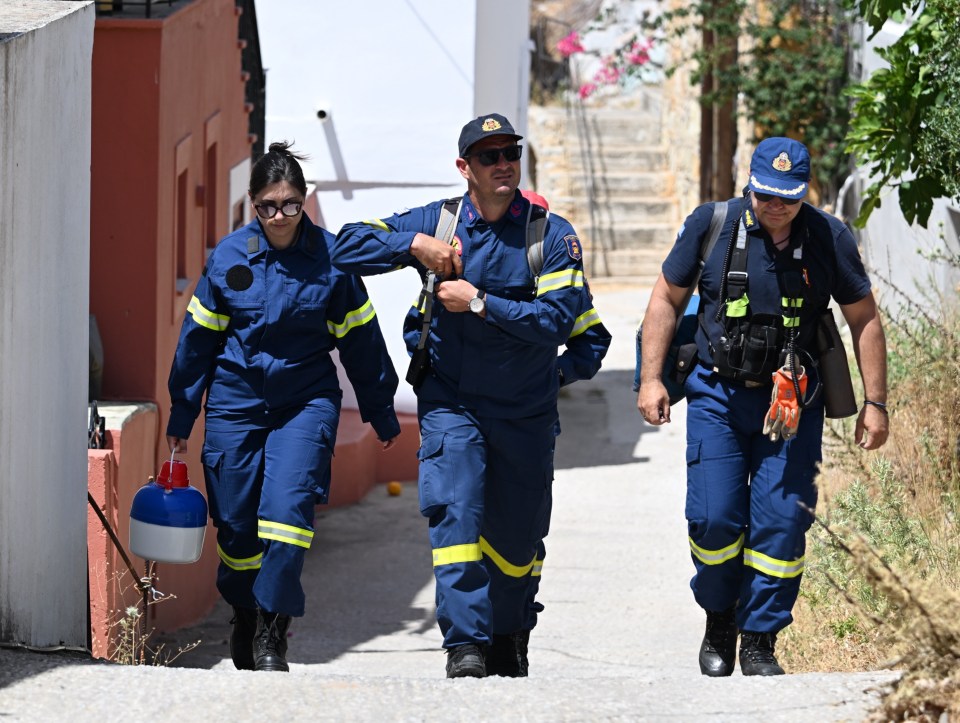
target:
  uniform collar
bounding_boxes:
[245,218,319,259]
[460,191,528,229]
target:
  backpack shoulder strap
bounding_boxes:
[435,198,462,245]
[525,203,549,284]
[699,200,729,271]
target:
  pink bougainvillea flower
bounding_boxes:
[595,60,622,85]
[626,39,652,65]
[578,82,597,99]
[557,31,584,58]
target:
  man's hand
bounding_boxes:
[638,382,671,425]
[410,233,463,279]
[436,278,479,314]
[167,435,187,453]
[855,404,889,450]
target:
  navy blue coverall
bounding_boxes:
[167,216,400,617]
[663,196,872,633]
[333,192,611,647]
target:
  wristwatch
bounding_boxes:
[468,290,486,315]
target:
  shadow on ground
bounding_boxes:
[555,368,662,470]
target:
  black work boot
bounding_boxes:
[445,643,486,678]
[698,607,738,677]
[229,606,258,670]
[485,630,530,677]
[739,631,786,676]
[254,610,291,672]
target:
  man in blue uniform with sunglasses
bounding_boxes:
[637,137,889,676]
[333,113,610,678]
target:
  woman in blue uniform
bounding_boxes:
[166,142,400,672]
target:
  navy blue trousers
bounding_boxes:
[684,364,822,633]
[201,397,339,617]
[417,399,556,648]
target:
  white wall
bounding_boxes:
[258,0,531,413]
[0,1,93,648]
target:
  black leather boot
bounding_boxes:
[698,606,738,677]
[254,610,291,672]
[229,606,258,670]
[445,643,486,678]
[485,630,530,677]
[739,631,786,676]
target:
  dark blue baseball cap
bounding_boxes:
[748,137,810,200]
[458,113,523,158]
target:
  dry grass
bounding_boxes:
[779,279,960,718]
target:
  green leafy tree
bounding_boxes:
[640,1,855,205]
[844,0,960,227]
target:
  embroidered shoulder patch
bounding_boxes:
[564,234,582,261]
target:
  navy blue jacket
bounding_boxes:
[333,192,610,419]
[167,216,400,440]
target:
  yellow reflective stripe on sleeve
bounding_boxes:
[433,542,482,567]
[480,536,539,578]
[743,547,805,579]
[188,295,230,331]
[569,307,602,338]
[257,520,314,549]
[217,545,262,571]
[536,268,584,297]
[362,218,390,231]
[327,299,376,338]
[689,533,744,566]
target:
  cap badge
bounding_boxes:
[481,119,502,132]
[772,152,793,173]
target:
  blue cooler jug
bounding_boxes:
[129,459,207,564]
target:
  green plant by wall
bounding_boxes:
[640,0,854,205]
[844,0,960,227]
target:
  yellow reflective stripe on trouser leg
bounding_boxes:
[217,544,262,571]
[480,536,541,578]
[689,533,744,565]
[327,299,376,338]
[187,295,230,331]
[257,520,314,549]
[743,547,805,578]
[432,542,482,567]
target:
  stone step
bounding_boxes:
[530,103,663,146]
[582,246,672,280]
[574,221,678,252]
[548,196,680,226]
[533,145,669,173]
[563,171,674,197]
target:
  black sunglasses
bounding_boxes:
[753,192,800,206]
[465,145,523,166]
[254,199,303,219]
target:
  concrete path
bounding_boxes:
[0,280,896,721]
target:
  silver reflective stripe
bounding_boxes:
[257,520,314,549]
[689,533,744,565]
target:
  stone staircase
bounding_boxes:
[528,88,679,285]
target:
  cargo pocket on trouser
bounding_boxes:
[685,440,706,535]
[303,421,336,505]
[201,444,228,525]
[417,432,454,519]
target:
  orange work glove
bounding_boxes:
[762,366,808,441]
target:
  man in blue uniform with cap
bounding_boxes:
[637,137,889,676]
[333,113,610,678]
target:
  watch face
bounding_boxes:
[469,296,485,313]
